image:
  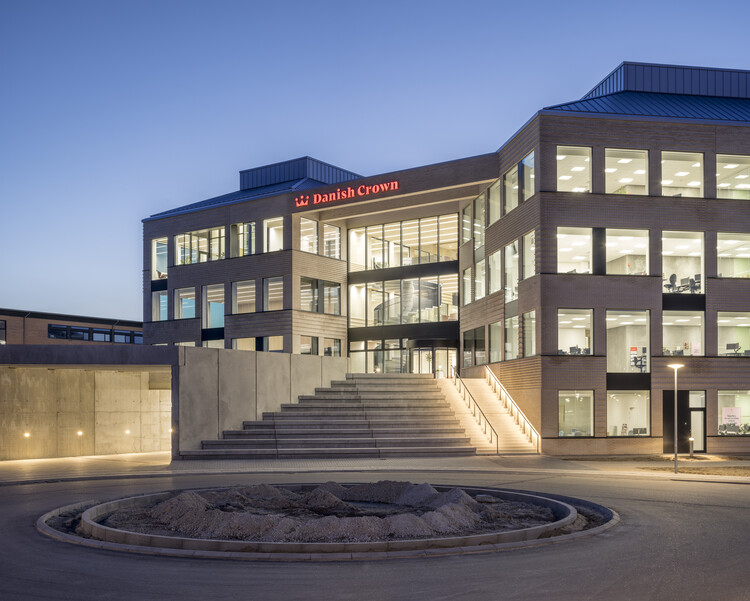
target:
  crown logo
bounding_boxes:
[294,195,310,207]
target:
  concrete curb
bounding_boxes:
[37,485,618,562]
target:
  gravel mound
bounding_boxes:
[105,482,556,543]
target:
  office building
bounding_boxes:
[142,62,750,455]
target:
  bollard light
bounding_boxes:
[689,436,695,458]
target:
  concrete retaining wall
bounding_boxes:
[173,348,349,457]
[0,366,171,460]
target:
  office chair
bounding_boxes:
[665,273,677,292]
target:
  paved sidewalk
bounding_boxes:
[1,451,749,485]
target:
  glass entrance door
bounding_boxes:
[410,347,457,377]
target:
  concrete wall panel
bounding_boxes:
[256,352,291,418]
[218,349,256,433]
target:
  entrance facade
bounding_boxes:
[663,391,706,453]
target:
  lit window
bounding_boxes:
[504,242,519,301]
[473,195,485,249]
[521,151,535,201]
[607,391,650,436]
[558,391,593,437]
[299,218,318,254]
[662,231,703,294]
[717,154,750,200]
[175,228,225,264]
[261,336,284,353]
[323,224,341,259]
[264,217,284,252]
[605,149,648,195]
[324,338,341,357]
[663,311,704,356]
[606,310,649,373]
[717,233,750,278]
[174,287,196,319]
[232,338,255,351]
[717,312,750,356]
[522,231,535,279]
[558,309,592,355]
[487,180,501,225]
[263,277,284,311]
[557,227,592,274]
[606,229,649,275]
[488,249,502,294]
[557,146,591,193]
[661,151,703,198]
[489,320,502,362]
[462,268,472,306]
[474,260,485,301]
[505,316,519,360]
[231,281,255,314]
[300,335,319,355]
[718,391,750,435]
[523,311,536,357]
[231,222,255,257]
[202,284,225,328]
[151,237,168,280]
[152,291,168,322]
[503,165,519,214]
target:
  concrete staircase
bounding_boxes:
[454,378,538,454]
[181,373,477,459]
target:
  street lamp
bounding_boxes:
[668,363,684,474]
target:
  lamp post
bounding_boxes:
[668,363,684,474]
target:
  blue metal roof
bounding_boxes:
[147,177,329,220]
[543,91,750,123]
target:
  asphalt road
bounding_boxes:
[2,468,749,601]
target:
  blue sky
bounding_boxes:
[1,0,748,320]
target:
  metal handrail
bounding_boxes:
[484,366,541,453]
[449,366,499,454]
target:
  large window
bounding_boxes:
[350,275,457,327]
[263,277,284,311]
[261,336,283,352]
[474,195,485,249]
[717,154,750,199]
[230,222,255,257]
[462,267,472,306]
[558,391,594,437]
[462,204,472,244]
[523,311,536,357]
[503,165,519,214]
[175,228,225,265]
[300,278,339,315]
[521,152,535,201]
[718,391,750,435]
[607,391,650,436]
[463,327,485,367]
[606,229,649,275]
[505,316,519,360]
[0,320,5,344]
[264,217,284,252]
[717,233,750,278]
[152,291,168,322]
[489,320,502,362]
[504,242,519,302]
[488,249,502,294]
[232,338,255,351]
[558,309,592,355]
[488,180,501,225]
[717,312,750,356]
[151,237,168,280]
[300,335,319,355]
[662,231,703,293]
[606,310,649,373]
[663,311,703,356]
[323,338,341,357]
[202,284,225,328]
[174,287,196,319]
[231,281,255,314]
[661,151,703,198]
[323,224,341,259]
[605,149,648,195]
[558,227,592,274]
[522,231,535,279]
[349,214,458,272]
[557,146,591,193]
[474,260,485,301]
[299,218,318,254]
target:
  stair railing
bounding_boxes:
[484,366,541,453]
[449,366,499,454]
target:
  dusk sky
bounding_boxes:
[1,0,748,321]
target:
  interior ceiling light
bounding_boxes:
[559,175,572,180]
[571,166,585,172]
[556,155,566,160]
[617,158,633,164]
[605,168,617,173]
[661,180,673,185]
[692,162,701,167]
[736,174,748,179]
[634,169,646,175]
[724,164,739,169]
[619,178,633,183]
[675,171,690,177]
